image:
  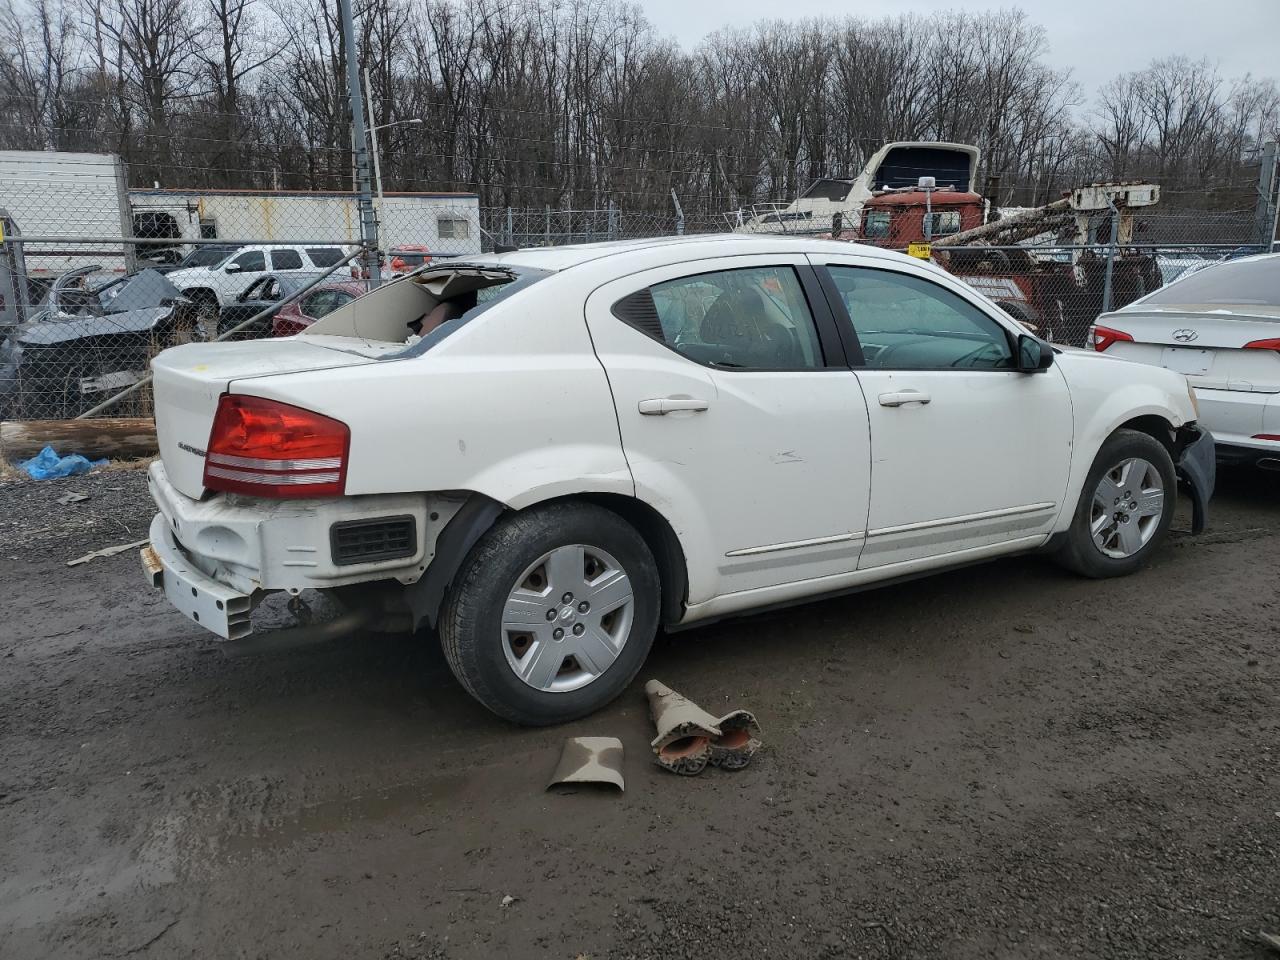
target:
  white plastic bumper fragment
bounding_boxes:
[547,737,624,791]
[141,513,254,640]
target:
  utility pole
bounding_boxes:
[1254,141,1279,252]
[365,66,383,209]
[338,0,381,286]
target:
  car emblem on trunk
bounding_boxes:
[1172,328,1199,342]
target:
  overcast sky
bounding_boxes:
[638,0,1278,102]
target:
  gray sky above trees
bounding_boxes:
[641,0,1279,96]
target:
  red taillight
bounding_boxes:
[1088,324,1134,352]
[1244,338,1280,350]
[203,394,349,498]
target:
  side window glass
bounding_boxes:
[925,211,962,236]
[325,291,356,315]
[231,250,265,272]
[270,249,303,270]
[827,265,1012,370]
[305,248,344,267]
[614,266,823,370]
[302,291,330,317]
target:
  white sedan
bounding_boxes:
[1090,252,1279,468]
[141,235,1215,724]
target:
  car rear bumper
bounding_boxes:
[1192,387,1280,453]
[142,513,254,639]
[1175,424,1215,535]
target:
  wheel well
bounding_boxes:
[574,493,688,627]
[182,287,216,301]
[406,491,689,632]
[1116,415,1177,458]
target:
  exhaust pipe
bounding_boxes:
[644,680,722,775]
[708,709,763,770]
[644,680,766,774]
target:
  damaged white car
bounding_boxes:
[142,235,1215,724]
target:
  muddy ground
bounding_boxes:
[1,467,1277,960]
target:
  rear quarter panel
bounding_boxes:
[228,272,635,508]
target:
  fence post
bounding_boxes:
[670,190,685,236]
[506,206,514,246]
[608,200,619,240]
[1100,196,1120,315]
[545,205,551,246]
[1254,140,1278,251]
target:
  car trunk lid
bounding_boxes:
[1096,307,1280,393]
[152,337,391,498]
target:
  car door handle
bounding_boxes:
[637,397,711,415]
[878,390,932,407]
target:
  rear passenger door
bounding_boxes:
[269,248,306,273]
[813,255,1073,568]
[584,254,871,607]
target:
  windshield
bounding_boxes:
[177,246,239,269]
[1139,256,1280,308]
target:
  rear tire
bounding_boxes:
[439,501,659,726]
[1056,428,1176,578]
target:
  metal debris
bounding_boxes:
[708,708,763,770]
[644,680,722,776]
[57,491,89,505]
[66,537,149,567]
[546,736,624,791]
[1257,931,1280,954]
[645,680,765,775]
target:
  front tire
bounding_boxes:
[439,501,660,725]
[1056,428,1176,578]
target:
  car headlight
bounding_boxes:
[1187,379,1200,418]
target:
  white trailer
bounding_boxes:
[0,150,135,278]
[127,188,483,257]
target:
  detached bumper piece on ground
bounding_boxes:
[547,737,625,792]
[645,680,762,776]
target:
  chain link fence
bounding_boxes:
[0,149,1269,422]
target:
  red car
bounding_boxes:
[272,280,369,337]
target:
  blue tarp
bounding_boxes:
[17,445,108,480]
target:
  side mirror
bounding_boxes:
[1016,334,1054,373]
[224,262,242,274]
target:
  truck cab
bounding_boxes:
[857,188,985,248]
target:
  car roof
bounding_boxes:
[468,233,915,273]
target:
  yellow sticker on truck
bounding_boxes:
[907,242,931,259]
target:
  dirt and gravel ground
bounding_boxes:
[0,466,1277,960]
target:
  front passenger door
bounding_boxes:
[815,257,1073,569]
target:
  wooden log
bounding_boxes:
[1,417,157,462]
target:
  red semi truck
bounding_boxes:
[845,181,1165,344]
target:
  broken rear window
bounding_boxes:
[300,263,549,354]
